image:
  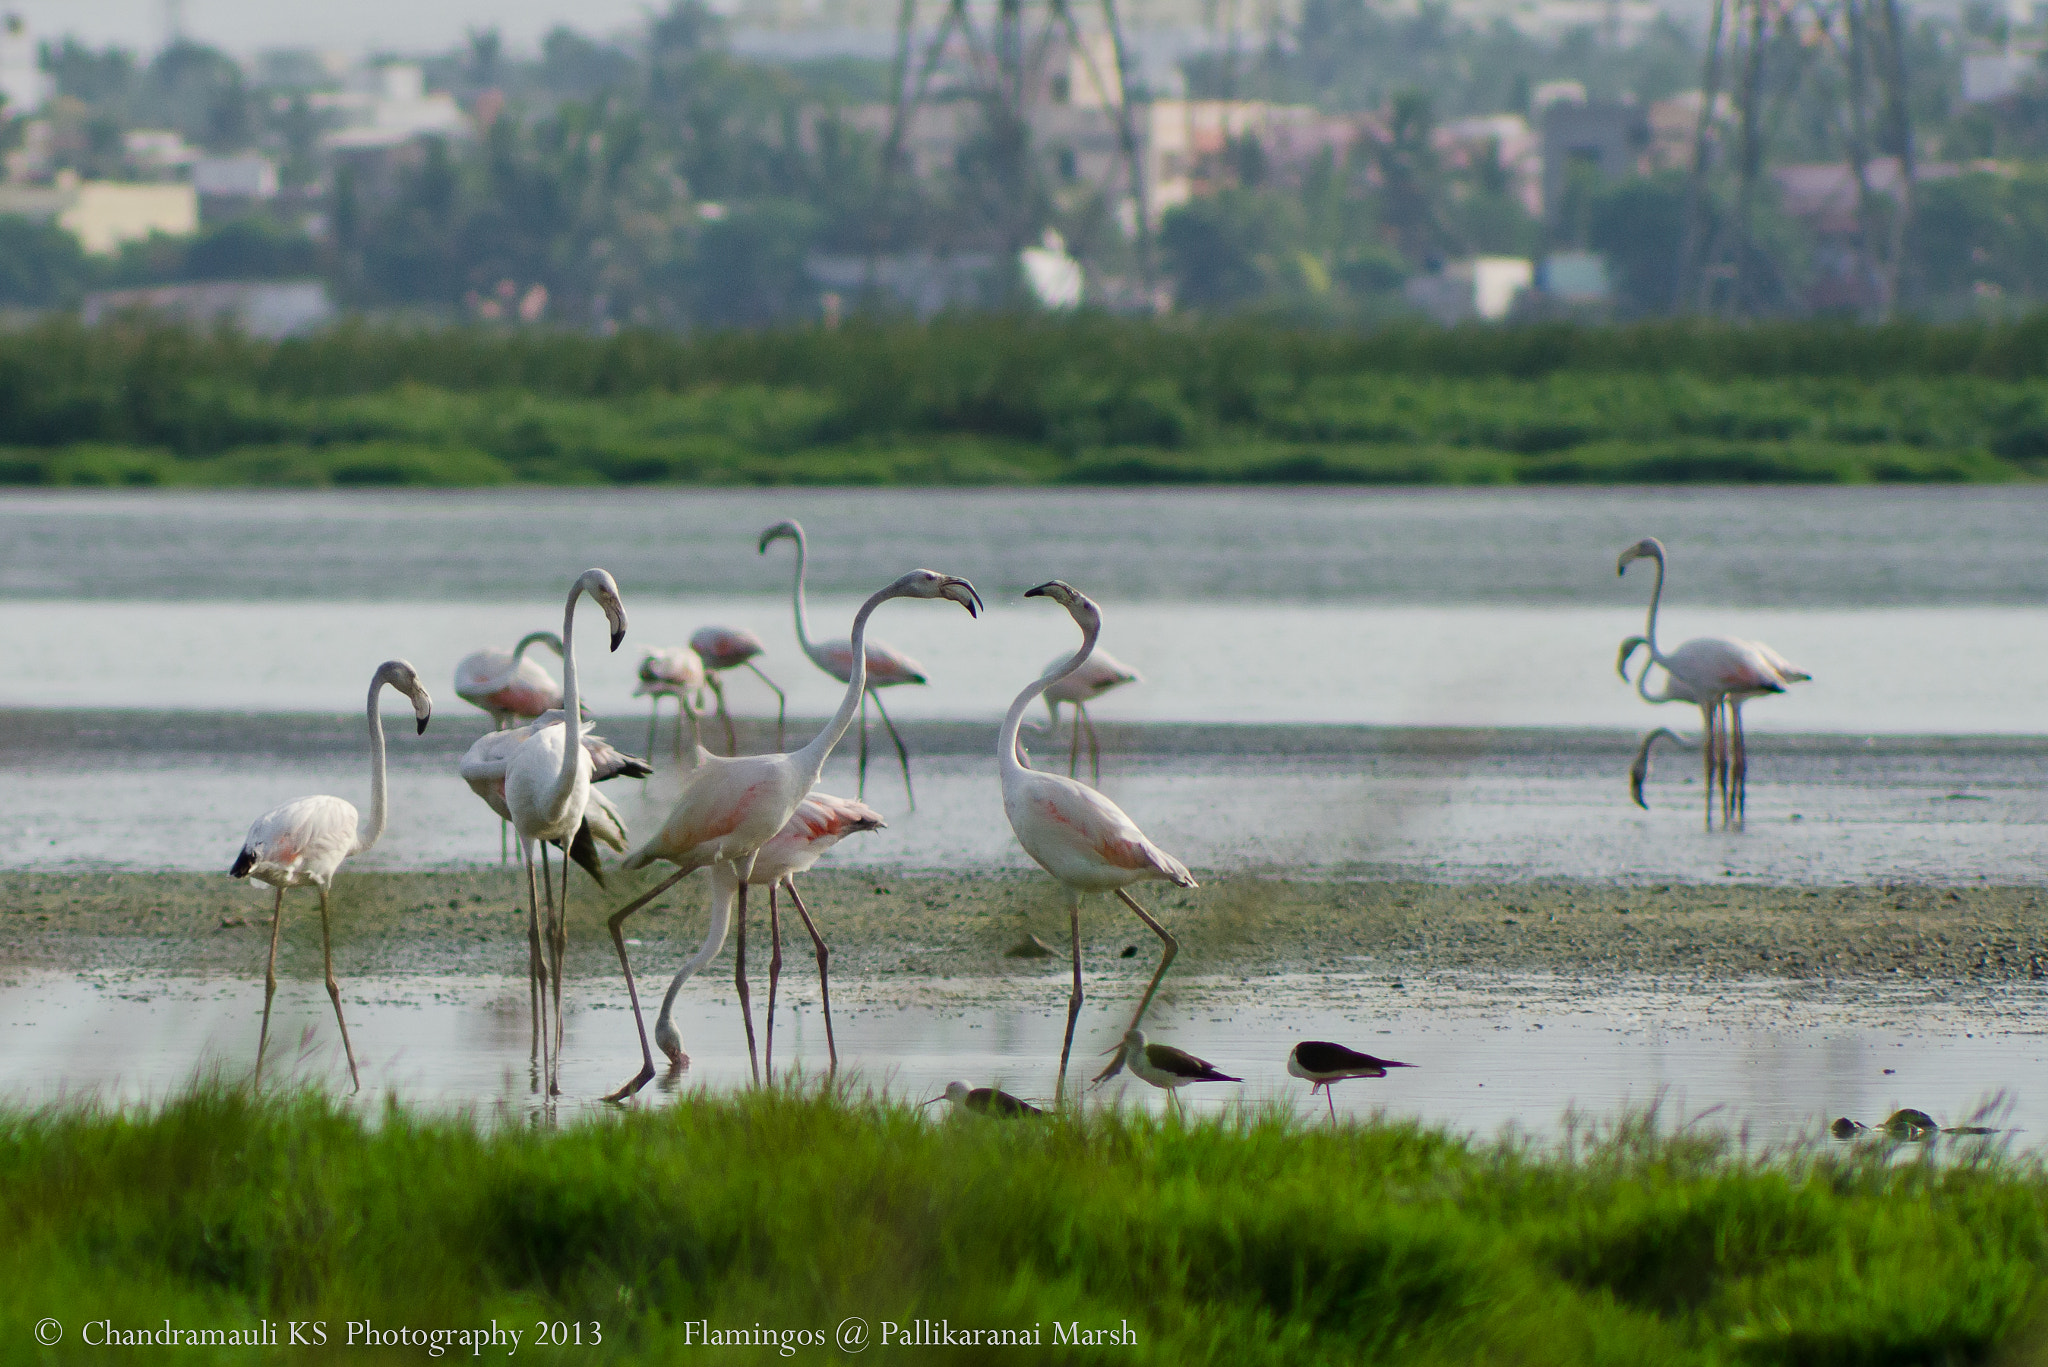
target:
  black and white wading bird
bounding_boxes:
[1096,1028,1239,1114]
[928,1081,1045,1117]
[1287,1040,1414,1122]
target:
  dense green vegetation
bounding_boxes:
[8,315,2048,486]
[1,1085,2041,1363]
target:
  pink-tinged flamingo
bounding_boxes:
[231,658,432,1091]
[1618,537,1810,829]
[504,569,628,1093]
[454,632,563,727]
[459,711,649,1069]
[1041,648,1141,784]
[599,568,983,1101]
[759,519,932,808]
[634,646,707,764]
[691,625,787,753]
[651,791,883,1078]
[1000,581,1196,1107]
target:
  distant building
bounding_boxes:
[0,175,199,254]
[1540,98,1649,219]
[1537,251,1611,304]
[1405,256,1533,323]
[82,280,334,338]
[317,63,470,152]
[123,129,201,176]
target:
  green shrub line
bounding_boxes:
[8,316,2048,485]
[2,1084,2044,1362]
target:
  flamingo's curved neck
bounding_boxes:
[542,581,589,825]
[791,581,892,781]
[657,860,737,1024]
[1001,610,1101,779]
[513,631,561,663]
[1639,548,1669,664]
[358,676,392,852]
[782,529,823,665]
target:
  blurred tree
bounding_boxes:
[0,216,96,305]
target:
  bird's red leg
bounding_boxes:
[1116,888,1180,1033]
[761,885,777,1079]
[784,878,837,1073]
[1327,1086,1337,1125]
[870,688,915,811]
[601,868,691,1102]
[318,884,360,1093]
[255,886,285,1086]
[1056,890,1085,1108]
[735,881,760,1085]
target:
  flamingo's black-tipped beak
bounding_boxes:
[416,716,430,735]
[942,577,983,617]
[611,628,626,652]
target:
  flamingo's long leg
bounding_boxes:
[1698,702,1718,832]
[1732,702,1749,828]
[1055,889,1085,1108]
[1082,706,1102,787]
[543,841,566,1094]
[255,886,285,1086]
[869,688,915,810]
[762,884,779,1075]
[645,701,660,774]
[1719,699,1735,828]
[1116,888,1179,1032]
[1067,703,1083,778]
[601,867,693,1102]
[744,661,786,751]
[317,884,360,1093]
[735,881,760,1085]
[708,676,737,756]
[521,839,549,1078]
[784,877,837,1073]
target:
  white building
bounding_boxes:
[0,12,48,118]
[1404,256,1534,323]
[0,175,199,254]
[318,64,470,151]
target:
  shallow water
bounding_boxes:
[2,967,2037,1141]
[5,714,2045,882]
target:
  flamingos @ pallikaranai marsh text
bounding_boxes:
[231,658,432,1091]
[503,569,628,1093]
[598,568,983,1101]
[759,519,933,807]
[650,791,883,1079]
[1000,581,1196,1106]
[1617,537,1810,829]
[691,625,786,752]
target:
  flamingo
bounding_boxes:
[691,625,786,753]
[598,567,983,1101]
[634,647,707,764]
[1617,537,1810,829]
[1000,581,1196,1106]
[458,712,649,1067]
[230,658,432,1091]
[1041,648,1141,784]
[651,792,883,1079]
[759,519,933,807]
[454,631,563,727]
[504,569,628,1093]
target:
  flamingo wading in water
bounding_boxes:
[651,791,883,1079]
[691,625,786,753]
[504,569,628,1093]
[634,646,707,765]
[759,519,933,807]
[231,658,433,1091]
[1000,581,1196,1106]
[598,568,983,1101]
[1617,537,1810,829]
[1041,647,1140,784]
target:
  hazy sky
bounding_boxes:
[9,0,662,56]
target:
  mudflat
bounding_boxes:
[2,870,2043,988]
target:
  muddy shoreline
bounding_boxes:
[3,870,2044,991]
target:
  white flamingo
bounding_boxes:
[459,711,649,1068]
[1041,648,1140,784]
[230,658,433,1091]
[1618,537,1810,829]
[599,568,982,1101]
[634,646,707,764]
[1000,582,1196,1106]
[504,568,628,1093]
[651,791,883,1077]
[759,519,932,807]
[454,631,563,727]
[691,625,786,752]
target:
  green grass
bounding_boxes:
[2,1084,2045,1363]
[9,316,2048,484]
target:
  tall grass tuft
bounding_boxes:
[1,1082,2044,1362]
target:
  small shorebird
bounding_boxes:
[690,625,786,752]
[1288,1040,1414,1122]
[928,1081,1044,1118]
[1097,1029,1239,1114]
